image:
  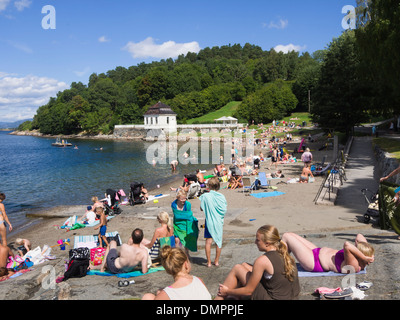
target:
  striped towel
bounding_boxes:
[74,231,122,249]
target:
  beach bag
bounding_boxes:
[69,247,90,260]
[63,258,89,281]
[90,247,106,266]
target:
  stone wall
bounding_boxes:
[375,144,400,185]
[113,125,147,139]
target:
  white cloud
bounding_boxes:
[274,44,307,53]
[74,66,90,77]
[98,36,110,43]
[0,0,10,11]
[123,37,201,59]
[14,0,31,11]
[0,74,68,121]
[266,19,289,30]
[7,41,33,54]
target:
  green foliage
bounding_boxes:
[30,43,325,134]
[355,0,400,114]
[236,80,298,124]
[312,31,371,136]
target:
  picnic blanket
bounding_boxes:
[297,264,366,277]
[251,191,285,199]
[74,231,122,249]
[87,266,165,278]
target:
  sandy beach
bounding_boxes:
[2,135,400,304]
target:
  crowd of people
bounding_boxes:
[1,125,390,299]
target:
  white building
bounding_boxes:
[144,101,177,133]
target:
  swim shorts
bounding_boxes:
[204,222,212,239]
[106,248,123,274]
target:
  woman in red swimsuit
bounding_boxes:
[281,232,374,273]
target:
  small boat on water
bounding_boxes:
[52,137,72,147]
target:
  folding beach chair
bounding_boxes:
[258,172,271,189]
[242,176,254,194]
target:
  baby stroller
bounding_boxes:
[103,189,123,215]
[361,188,379,224]
[129,182,146,206]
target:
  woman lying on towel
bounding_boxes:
[141,246,211,300]
[281,232,374,274]
[216,225,300,300]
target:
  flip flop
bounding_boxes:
[356,281,373,291]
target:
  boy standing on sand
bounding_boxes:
[200,177,227,267]
[94,207,108,248]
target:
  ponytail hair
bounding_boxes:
[158,211,173,232]
[257,225,296,282]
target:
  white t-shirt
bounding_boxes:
[163,276,212,300]
[86,211,96,224]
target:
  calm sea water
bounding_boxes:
[0,131,218,233]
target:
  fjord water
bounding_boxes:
[0,131,215,233]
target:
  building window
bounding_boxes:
[167,117,169,124]
[156,117,158,124]
[146,117,148,125]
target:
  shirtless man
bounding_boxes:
[0,193,12,246]
[100,228,150,274]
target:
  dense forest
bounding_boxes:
[19,0,400,136]
[20,43,321,135]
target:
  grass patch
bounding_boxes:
[373,137,400,161]
[187,101,242,124]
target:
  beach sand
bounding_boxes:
[2,136,399,302]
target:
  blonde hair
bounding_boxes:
[160,246,188,277]
[176,189,187,200]
[158,211,173,231]
[91,196,98,203]
[357,241,374,257]
[15,238,23,245]
[257,225,297,282]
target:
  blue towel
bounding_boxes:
[199,190,227,248]
[251,191,285,199]
[87,266,165,278]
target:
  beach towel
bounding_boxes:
[171,200,199,252]
[251,191,285,199]
[73,231,122,249]
[147,194,170,202]
[87,266,165,278]
[297,264,366,277]
[199,190,227,248]
[85,215,114,228]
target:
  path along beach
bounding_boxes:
[1,133,400,302]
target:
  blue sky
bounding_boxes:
[0,0,356,121]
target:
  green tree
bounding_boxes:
[236,80,298,124]
[312,31,370,136]
[355,0,400,115]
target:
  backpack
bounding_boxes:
[63,258,90,281]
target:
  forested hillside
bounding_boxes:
[25,43,322,135]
